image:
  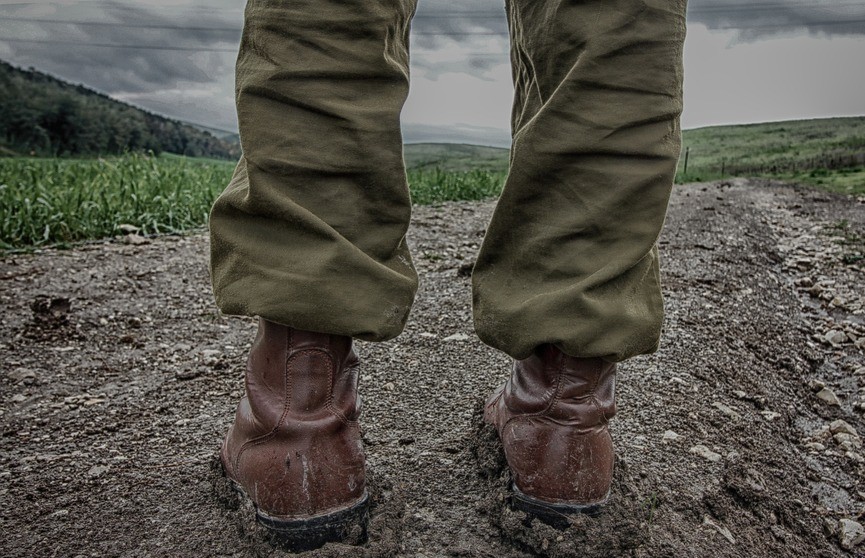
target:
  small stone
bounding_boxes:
[662,430,680,442]
[8,368,36,383]
[838,519,865,550]
[856,367,865,376]
[384,382,395,391]
[83,398,106,406]
[175,369,202,381]
[824,330,847,346]
[174,418,190,427]
[442,333,470,342]
[830,420,858,436]
[703,516,736,544]
[712,402,741,420]
[123,233,149,245]
[10,394,26,403]
[804,442,826,451]
[118,224,140,234]
[88,465,109,478]
[760,411,781,421]
[809,379,826,392]
[418,332,437,338]
[690,445,722,462]
[816,388,841,406]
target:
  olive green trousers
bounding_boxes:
[209,0,687,362]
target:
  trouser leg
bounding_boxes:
[472,0,688,362]
[209,0,419,341]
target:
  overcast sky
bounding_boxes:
[1,0,863,146]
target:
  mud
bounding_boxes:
[1,178,864,557]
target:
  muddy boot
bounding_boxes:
[221,319,368,551]
[484,344,616,528]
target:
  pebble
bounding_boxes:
[838,519,865,550]
[690,445,722,462]
[123,233,149,246]
[760,411,781,421]
[442,333,470,342]
[8,368,36,383]
[10,394,26,403]
[703,516,736,544]
[816,388,841,406]
[87,465,110,478]
[712,402,741,420]
[830,420,858,436]
[662,430,680,442]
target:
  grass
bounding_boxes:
[0,153,234,250]
[2,116,864,250]
[676,116,865,194]
[0,153,507,250]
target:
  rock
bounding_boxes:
[662,430,680,442]
[175,368,202,381]
[123,233,149,246]
[690,445,722,462]
[703,516,736,544]
[712,402,741,420]
[838,519,865,550]
[8,368,36,383]
[442,333,470,342]
[384,382,395,391]
[418,332,437,338]
[10,394,26,403]
[87,465,110,478]
[760,411,781,421]
[824,330,847,346]
[118,224,140,234]
[830,419,858,436]
[816,388,841,406]
[856,367,865,376]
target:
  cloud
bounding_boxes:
[687,0,865,41]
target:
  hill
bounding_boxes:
[0,60,239,160]
[406,116,865,194]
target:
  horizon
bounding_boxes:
[1,0,864,146]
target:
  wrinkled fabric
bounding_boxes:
[209,0,688,361]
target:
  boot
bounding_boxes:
[484,344,616,527]
[221,319,368,550]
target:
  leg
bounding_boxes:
[210,0,418,342]
[209,0,417,549]
[474,0,687,363]
[482,0,687,523]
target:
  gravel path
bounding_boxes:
[1,178,864,557]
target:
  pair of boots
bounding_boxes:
[221,319,616,550]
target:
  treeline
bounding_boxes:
[0,60,239,159]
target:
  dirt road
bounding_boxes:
[2,179,864,557]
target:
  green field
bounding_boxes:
[0,152,506,250]
[2,116,864,250]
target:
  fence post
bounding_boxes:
[683,146,689,174]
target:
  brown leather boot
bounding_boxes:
[484,344,616,527]
[221,319,368,550]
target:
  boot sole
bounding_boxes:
[228,478,369,551]
[511,484,607,529]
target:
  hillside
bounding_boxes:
[0,60,239,159]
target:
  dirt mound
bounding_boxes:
[1,179,863,557]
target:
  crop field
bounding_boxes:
[0,153,507,250]
[2,116,863,250]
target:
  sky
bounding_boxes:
[0,0,864,146]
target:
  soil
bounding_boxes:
[1,178,864,557]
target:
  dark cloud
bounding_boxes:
[688,0,865,40]
[0,0,241,94]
